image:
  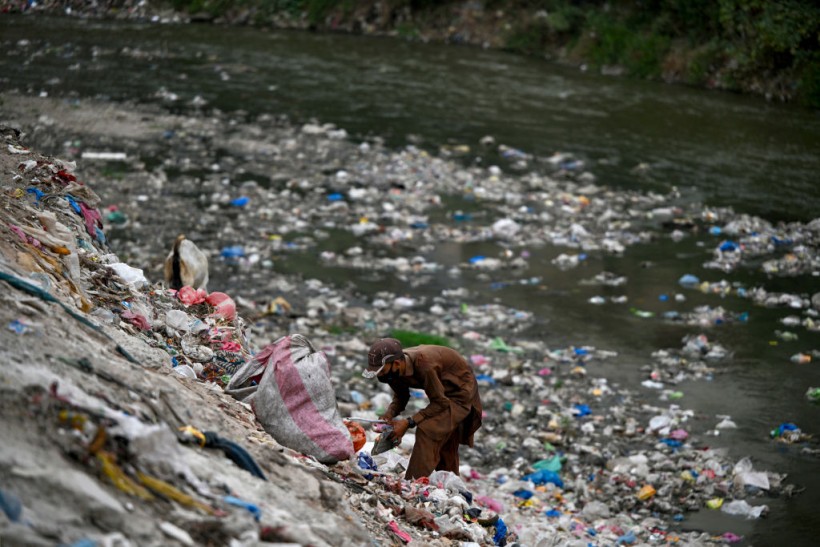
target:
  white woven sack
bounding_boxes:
[227,334,352,464]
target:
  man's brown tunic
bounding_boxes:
[381,345,483,479]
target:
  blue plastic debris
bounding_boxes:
[357,452,377,480]
[719,240,739,252]
[224,495,261,521]
[230,196,250,207]
[501,146,527,159]
[522,469,564,488]
[771,422,799,438]
[0,490,23,522]
[65,195,82,214]
[221,246,245,259]
[513,489,533,500]
[327,192,344,201]
[678,274,700,288]
[475,374,496,385]
[709,226,722,235]
[8,320,28,335]
[26,187,44,204]
[469,255,486,264]
[493,517,508,545]
[573,404,591,418]
[349,390,365,405]
[661,439,683,449]
[616,530,637,545]
[545,509,561,518]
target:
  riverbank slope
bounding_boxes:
[2,91,817,546]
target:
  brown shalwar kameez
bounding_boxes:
[381,345,483,480]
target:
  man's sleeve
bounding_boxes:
[412,367,450,425]
[384,381,410,420]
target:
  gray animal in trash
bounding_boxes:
[164,234,209,290]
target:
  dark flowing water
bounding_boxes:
[2,15,819,545]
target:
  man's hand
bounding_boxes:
[391,419,410,442]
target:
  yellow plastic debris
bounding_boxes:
[637,485,656,501]
[680,470,696,483]
[706,498,724,509]
[137,471,216,515]
[178,425,206,447]
[97,452,153,500]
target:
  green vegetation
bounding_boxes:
[495,0,819,104]
[160,0,820,107]
[389,329,452,348]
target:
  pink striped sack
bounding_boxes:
[226,334,353,464]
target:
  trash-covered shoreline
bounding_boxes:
[1,92,819,546]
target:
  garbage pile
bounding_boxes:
[3,92,818,546]
[0,125,375,546]
[320,327,798,546]
[699,210,820,276]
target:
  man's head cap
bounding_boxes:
[368,338,403,369]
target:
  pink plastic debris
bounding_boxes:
[221,341,241,352]
[722,533,743,543]
[470,354,490,366]
[9,224,27,242]
[538,367,553,376]
[670,429,689,441]
[121,311,151,331]
[78,201,102,239]
[178,286,207,306]
[475,495,504,513]
[206,291,236,320]
[387,521,411,543]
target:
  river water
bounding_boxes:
[2,15,819,545]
